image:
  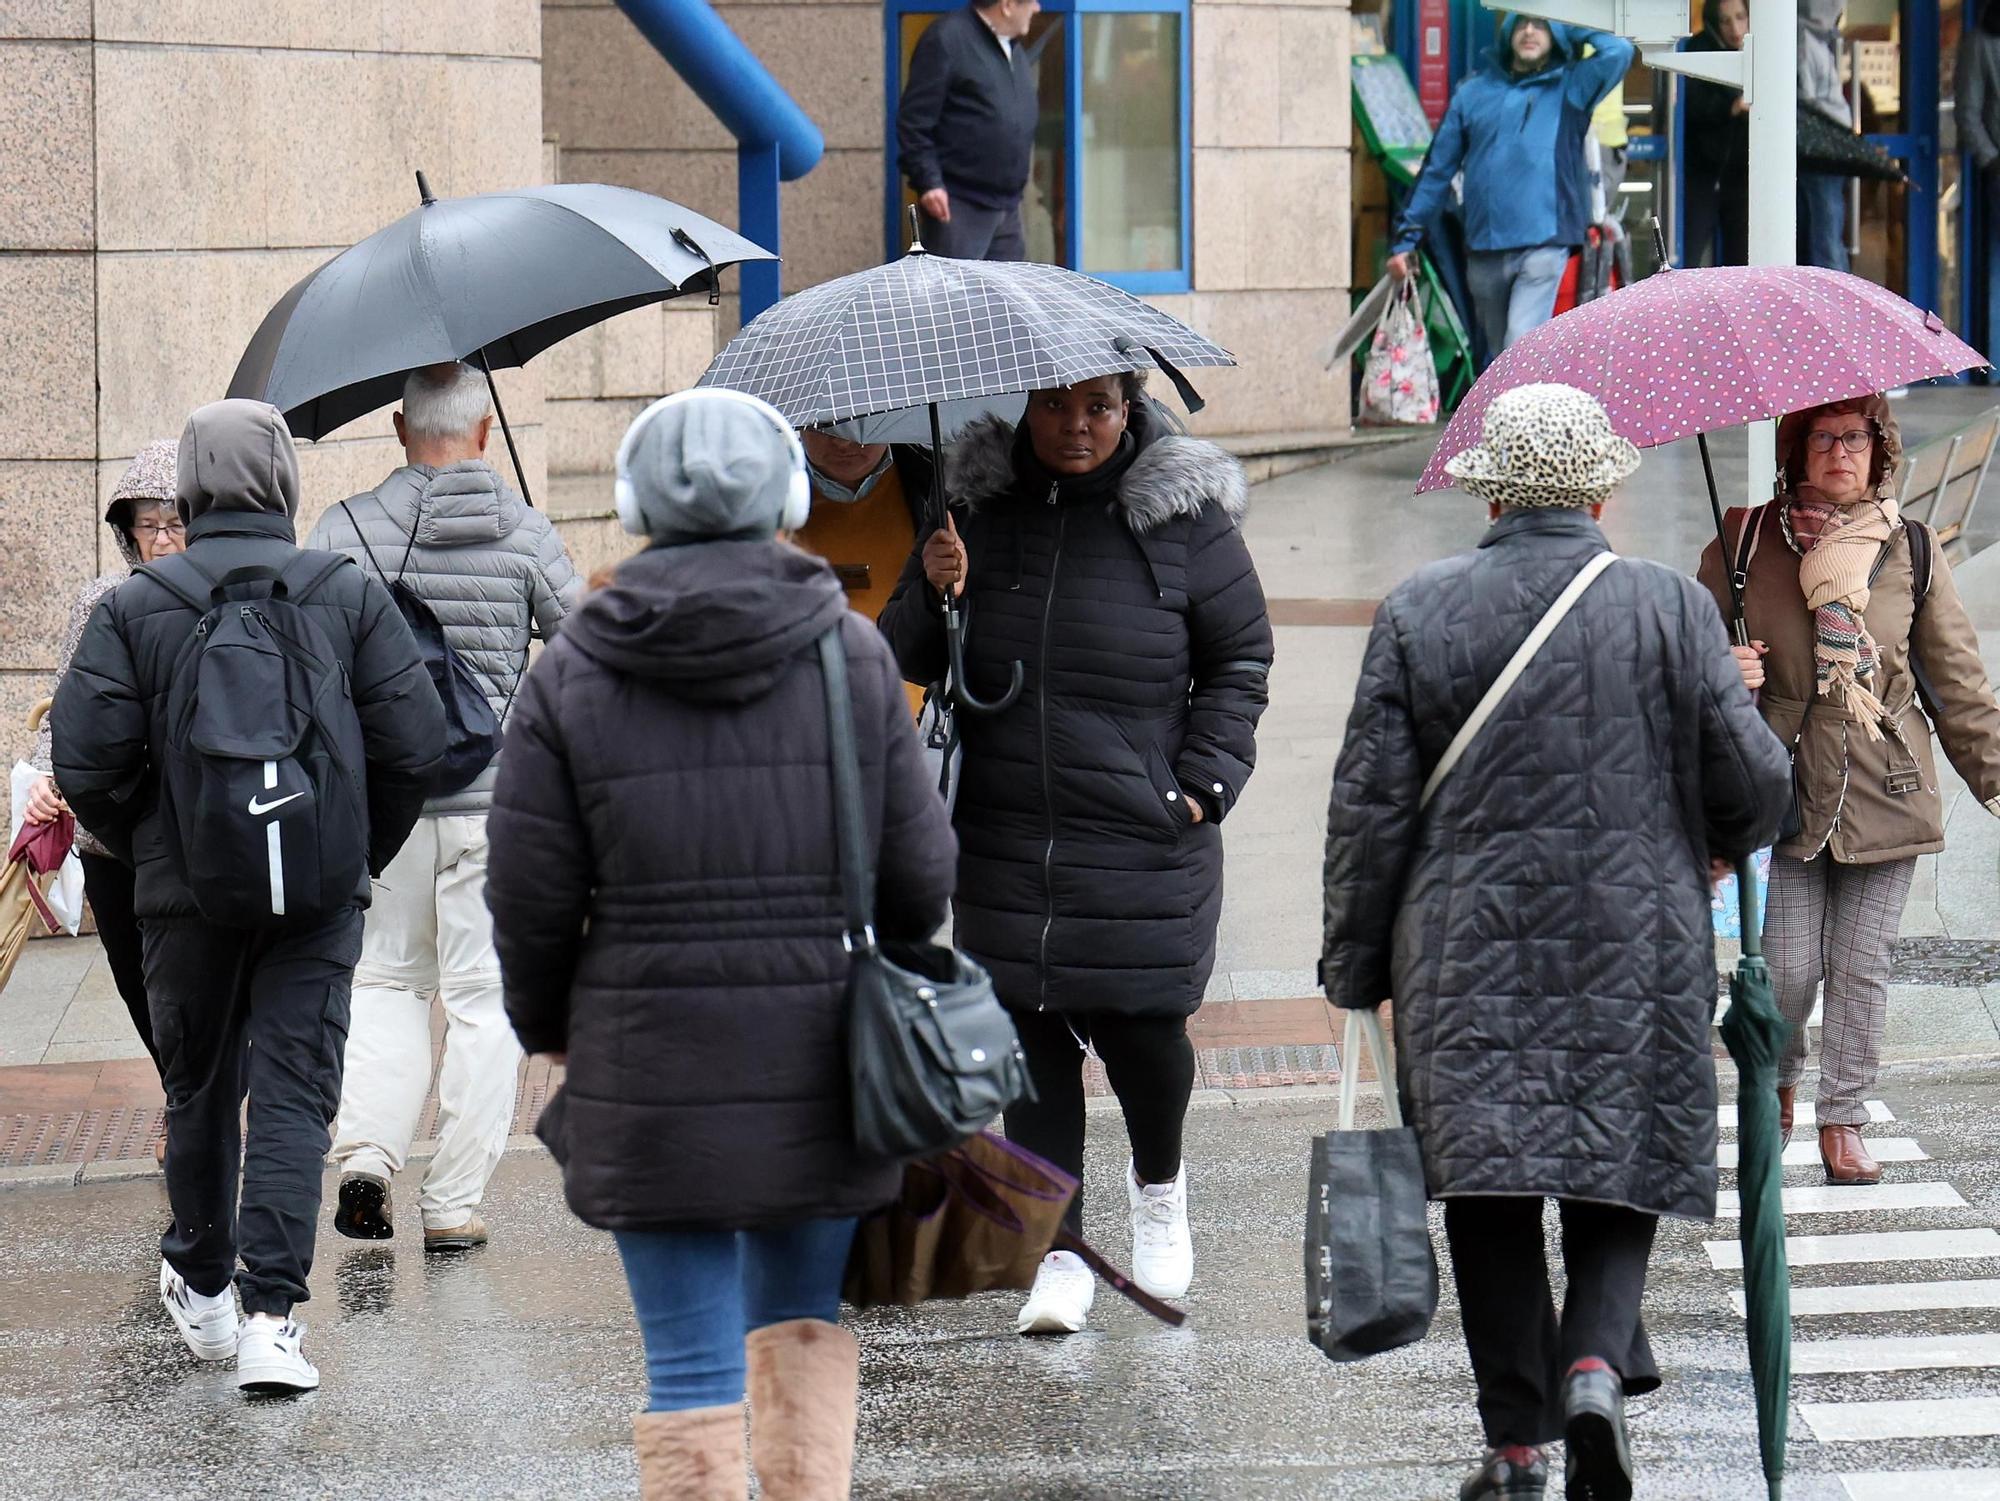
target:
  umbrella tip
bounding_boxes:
[416,170,436,207]
[906,203,927,256]
[1646,215,1668,266]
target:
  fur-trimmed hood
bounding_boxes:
[944,413,1249,534]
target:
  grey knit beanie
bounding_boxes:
[621,391,800,544]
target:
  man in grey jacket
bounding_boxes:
[308,362,581,1252]
[1798,0,1851,271]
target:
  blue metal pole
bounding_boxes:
[738,141,783,323]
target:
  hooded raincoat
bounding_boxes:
[485,542,958,1231]
[1390,17,1634,257]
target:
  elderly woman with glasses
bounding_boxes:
[1699,396,2000,1185]
[24,441,186,1090]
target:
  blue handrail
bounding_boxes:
[615,0,824,320]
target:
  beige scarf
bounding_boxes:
[1787,485,1899,740]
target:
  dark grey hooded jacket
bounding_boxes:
[1321,509,1790,1220]
[877,407,1272,1018]
[306,460,581,816]
[50,400,446,920]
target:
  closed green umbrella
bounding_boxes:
[1718,863,1792,1499]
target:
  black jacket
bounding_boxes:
[486,542,958,1231]
[1320,510,1790,1219]
[878,410,1272,1018]
[52,414,444,923]
[897,4,1040,207]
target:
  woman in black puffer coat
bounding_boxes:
[879,374,1272,1335]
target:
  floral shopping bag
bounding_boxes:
[1358,282,1441,428]
[1712,848,1772,942]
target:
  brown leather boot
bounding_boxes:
[747,1318,858,1501]
[1777,1086,1796,1146]
[632,1405,747,1501]
[1821,1124,1882,1185]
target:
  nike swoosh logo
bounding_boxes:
[247,792,305,816]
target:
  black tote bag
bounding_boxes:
[1305,1007,1437,1362]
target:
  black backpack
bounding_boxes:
[339,500,504,795]
[136,552,370,929]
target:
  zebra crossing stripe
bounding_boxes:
[1842,1471,2000,1500]
[1801,1397,2000,1441]
[1717,1099,1895,1131]
[1715,1182,1964,1218]
[1705,1227,2000,1271]
[1792,1332,2000,1375]
[1717,1137,1928,1169]
[1734,1278,2000,1318]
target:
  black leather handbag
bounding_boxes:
[816,629,1032,1162]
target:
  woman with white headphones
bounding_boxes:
[487,388,958,1500]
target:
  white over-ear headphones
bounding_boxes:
[613,387,812,538]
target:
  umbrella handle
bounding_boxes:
[944,598,1023,715]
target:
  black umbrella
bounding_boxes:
[1798,105,1906,184]
[228,174,774,503]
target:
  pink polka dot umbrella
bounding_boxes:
[1416,265,1986,495]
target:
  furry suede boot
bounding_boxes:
[632,1404,747,1501]
[745,1318,859,1500]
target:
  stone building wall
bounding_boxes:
[0,2,547,759]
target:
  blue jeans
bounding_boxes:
[1799,171,1850,272]
[615,1218,859,1411]
[1466,246,1570,363]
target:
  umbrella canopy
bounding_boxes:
[697,249,1235,432]
[1417,265,1984,493]
[1719,870,1792,1499]
[1798,105,1905,183]
[229,179,773,441]
[824,391,1190,447]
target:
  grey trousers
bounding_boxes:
[1765,853,1916,1127]
[918,200,1026,262]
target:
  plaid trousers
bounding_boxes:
[1764,854,1916,1127]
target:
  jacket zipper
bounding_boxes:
[1037,485,1063,1011]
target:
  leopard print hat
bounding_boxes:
[1443,383,1641,509]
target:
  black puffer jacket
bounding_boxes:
[1321,510,1790,1219]
[878,410,1272,1017]
[52,402,445,920]
[486,542,957,1231]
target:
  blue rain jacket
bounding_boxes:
[1390,17,1634,256]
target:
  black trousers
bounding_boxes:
[1442,1196,1661,1447]
[77,853,157,1072]
[145,911,362,1316]
[1003,1009,1196,1235]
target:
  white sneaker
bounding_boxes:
[159,1259,237,1362]
[1015,1250,1096,1335]
[1128,1159,1193,1300]
[235,1314,320,1394]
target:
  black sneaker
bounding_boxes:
[1562,1359,1633,1501]
[1461,1445,1547,1500]
[333,1172,393,1240]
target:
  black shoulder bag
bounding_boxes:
[817,628,1032,1161]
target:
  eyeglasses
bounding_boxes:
[131,520,186,540]
[1803,429,1873,455]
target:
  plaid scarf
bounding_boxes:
[1784,486,1898,741]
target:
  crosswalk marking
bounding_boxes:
[1717,1136,1928,1169]
[1717,1099,1896,1131]
[1734,1278,2000,1318]
[1802,1397,2000,1442]
[1715,1182,1964,1218]
[1705,1227,2000,1271]
[1792,1333,2000,1375]
[1843,1471,2000,1500]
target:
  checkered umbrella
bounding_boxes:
[697,248,1234,434]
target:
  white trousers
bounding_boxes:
[330,815,521,1230]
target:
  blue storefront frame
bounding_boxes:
[882,0,1194,292]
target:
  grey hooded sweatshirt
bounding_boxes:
[308,460,581,816]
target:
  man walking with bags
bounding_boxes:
[52,399,445,1394]
[1320,385,1788,1500]
[310,362,580,1252]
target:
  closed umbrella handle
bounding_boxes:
[944,599,1023,715]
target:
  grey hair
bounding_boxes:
[401,362,493,440]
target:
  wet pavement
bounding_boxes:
[11,1067,2000,1498]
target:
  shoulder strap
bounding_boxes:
[132,555,219,616]
[1731,503,1766,593]
[1420,552,1618,811]
[339,500,395,584]
[279,549,352,606]
[817,627,877,948]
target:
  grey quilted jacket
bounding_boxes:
[1320,510,1790,1220]
[308,461,581,815]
